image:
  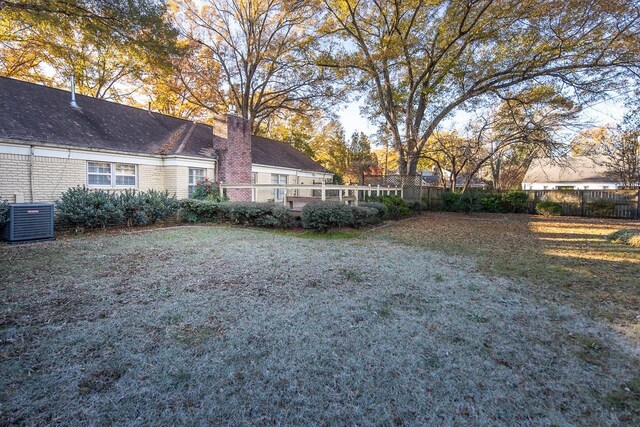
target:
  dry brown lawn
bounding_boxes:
[1,220,639,425]
[374,212,640,341]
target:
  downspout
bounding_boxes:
[29,145,35,202]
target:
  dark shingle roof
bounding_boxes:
[522,156,618,184]
[251,135,325,172]
[0,77,326,172]
[0,76,215,158]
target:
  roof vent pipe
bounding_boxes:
[70,73,78,108]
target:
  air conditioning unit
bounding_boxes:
[1,203,54,243]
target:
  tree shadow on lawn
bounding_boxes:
[375,212,640,338]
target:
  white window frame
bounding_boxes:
[87,161,137,188]
[271,174,287,202]
[188,168,206,197]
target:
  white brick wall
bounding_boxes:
[0,153,216,202]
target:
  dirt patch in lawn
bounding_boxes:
[374,212,640,341]
[1,226,639,425]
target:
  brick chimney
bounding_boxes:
[212,114,252,202]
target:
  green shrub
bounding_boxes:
[536,201,563,216]
[190,178,226,202]
[56,186,123,230]
[117,190,148,227]
[367,195,410,220]
[359,201,388,219]
[504,190,528,213]
[405,200,426,212]
[480,193,505,213]
[302,202,354,232]
[179,199,229,223]
[441,192,480,213]
[141,190,179,224]
[227,202,291,228]
[607,229,640,245]
[589,200,616,217]
[479,191,529,213]
[350,206,380,229]
[0,200,8,228]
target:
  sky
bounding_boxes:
[337,96,627,147]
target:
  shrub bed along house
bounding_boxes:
[190,178,226,202]
[56,187,179,231]
[179,199,230,223]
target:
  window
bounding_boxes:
[188,168,206,197]
[271,174,287,201]
[88,162,112,186]
[115,164,136,186]
[88,162,136,187]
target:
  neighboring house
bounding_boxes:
[420,169,487,189]
[521,156,621,190]
[0,77,331,203]
[420,170,439,186]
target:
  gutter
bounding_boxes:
[0,138,217,163]
[29,145,35,202]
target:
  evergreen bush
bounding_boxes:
[536,201,563,216]
[190,178,226,202]
[367,195,410,219]
[302,202,354,232]
[56,187,123,230]
[350,206,380,229]
[141,190,180,224]
[0,200,8,228]
[359,201,388,219]
[227,202,291,228]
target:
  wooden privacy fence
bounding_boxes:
[527,189,640,219]
[420,187,640,219]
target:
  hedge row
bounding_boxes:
[435,190,529,213]
[181,199,385,231]
[300,202,381,231]
[56,187,179,230]
[179,200,292,228]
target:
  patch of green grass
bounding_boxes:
[434,273,444,282]
[571,333,611,367]
[342,268,364,283]
[607,229,640,245]
[291,230,362,239]
[604,379,640,413]
[377,304,392,318]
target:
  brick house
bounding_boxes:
[0,77,332,203]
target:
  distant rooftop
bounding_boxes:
[522,156,618,184]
